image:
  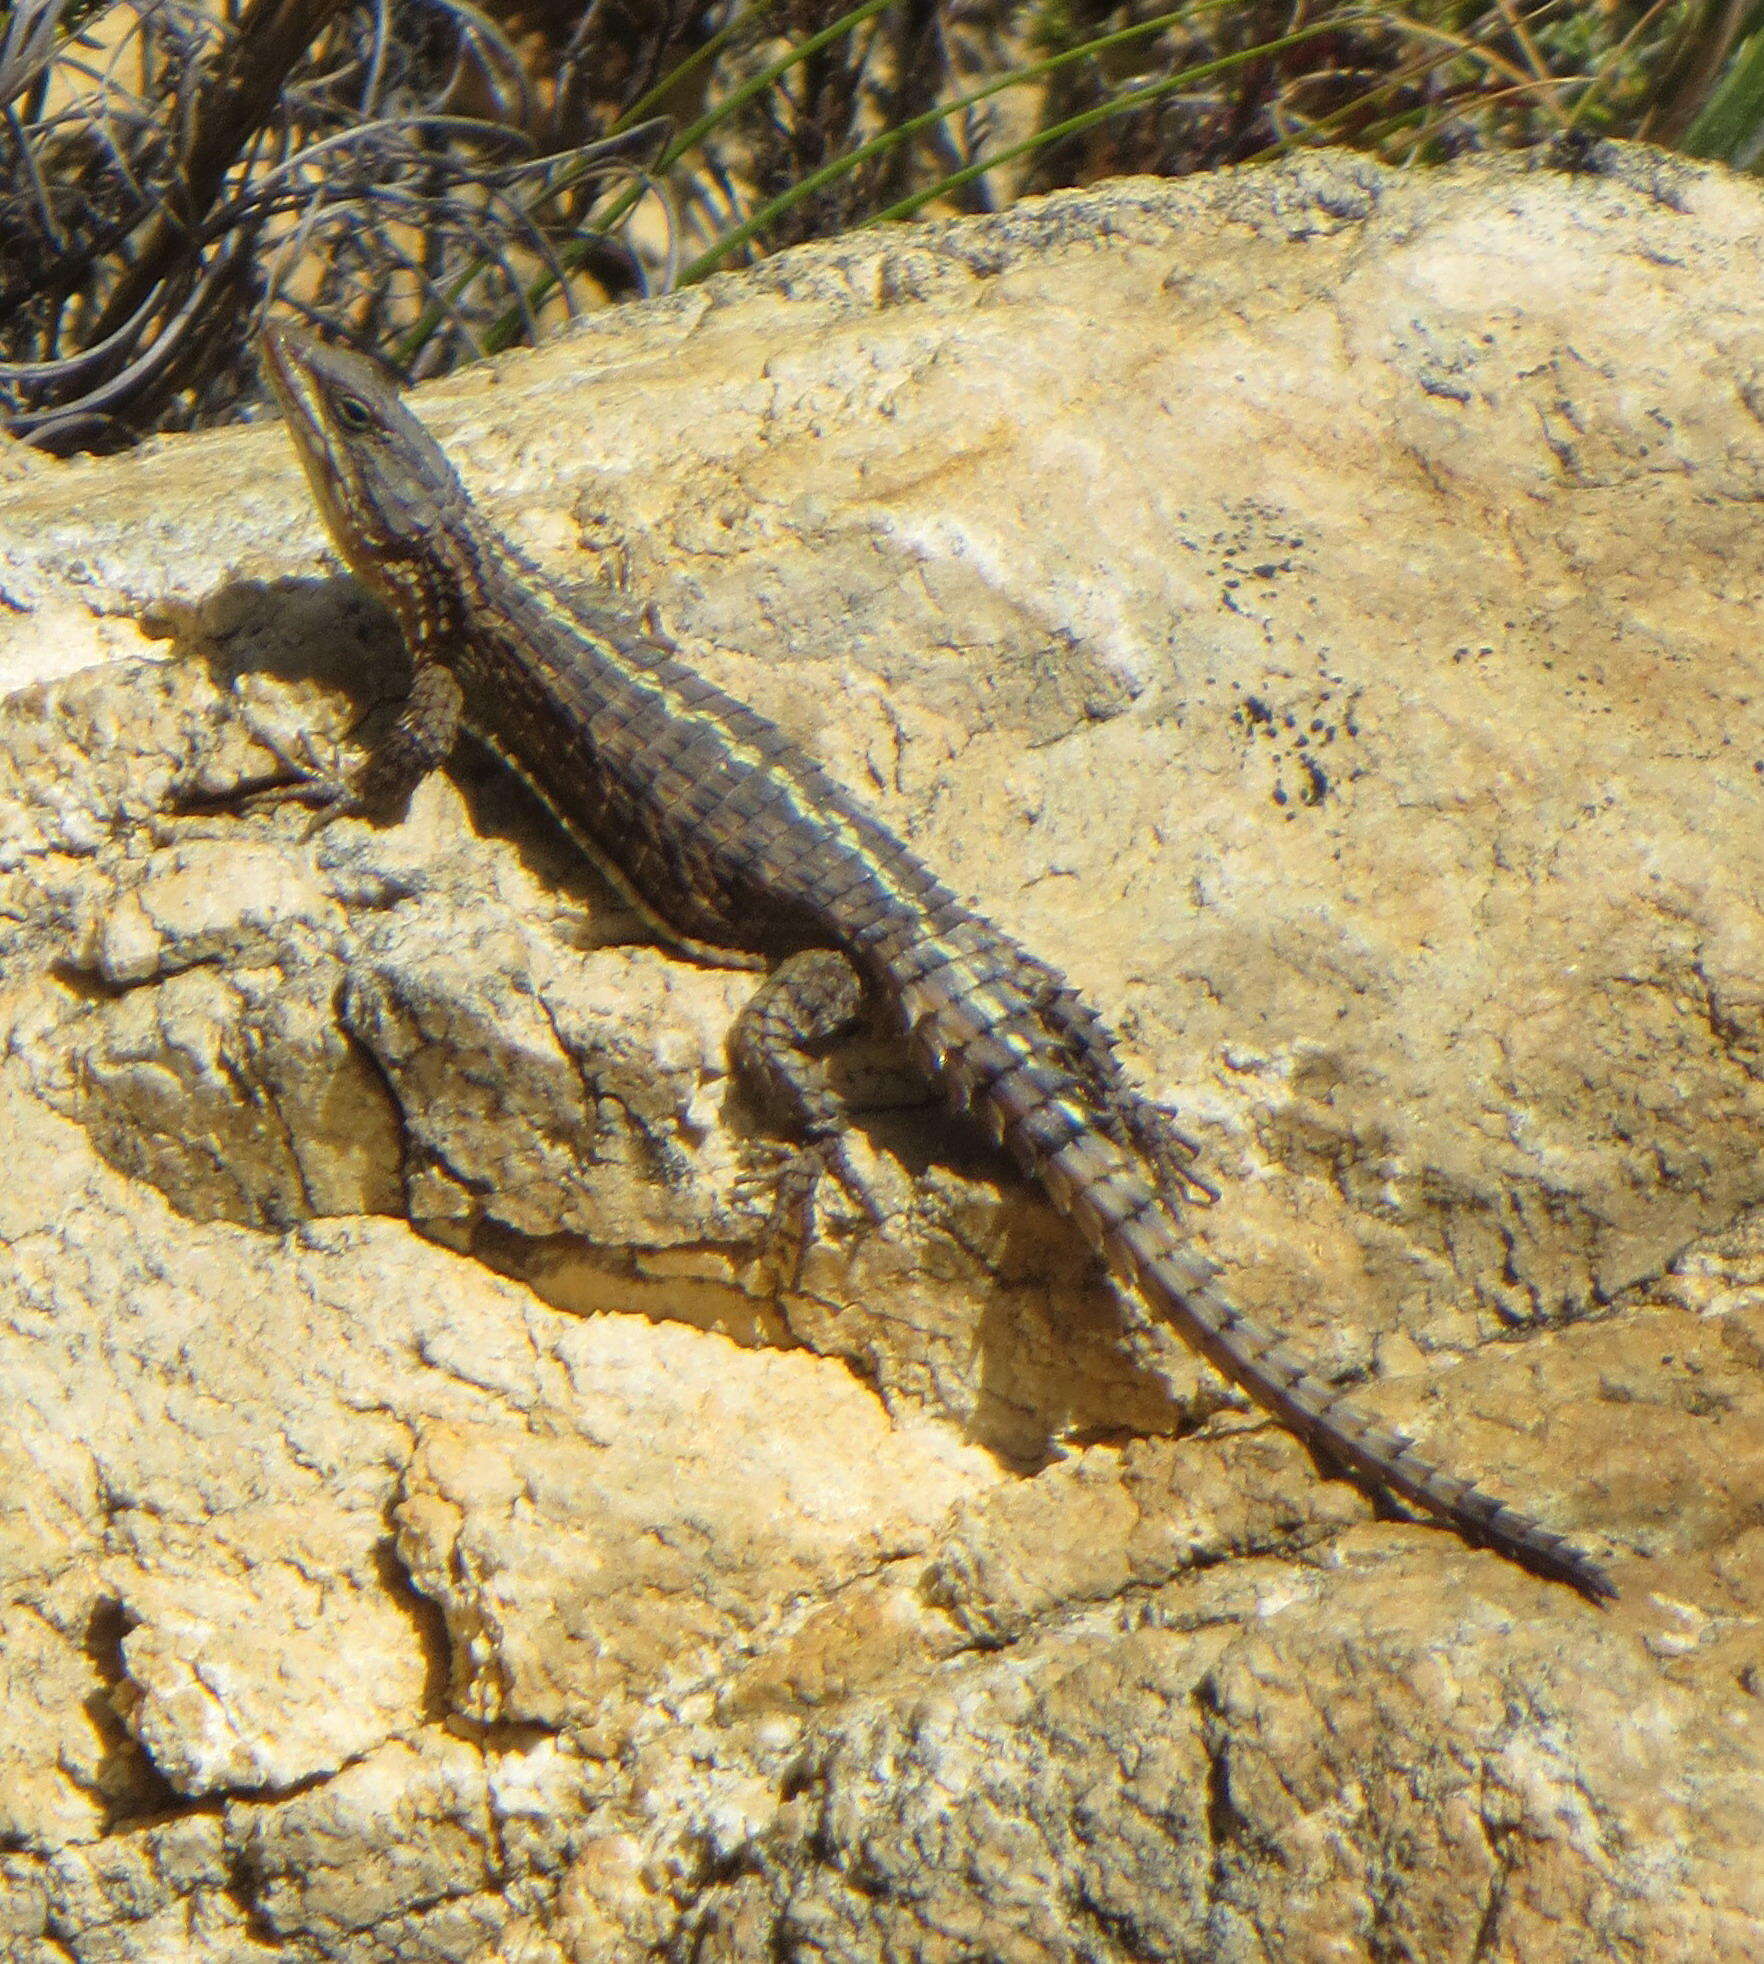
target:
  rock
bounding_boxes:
[1,148,1761,1961]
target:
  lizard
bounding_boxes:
[255,321,1615,1603]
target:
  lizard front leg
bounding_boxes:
[250,656,464,833]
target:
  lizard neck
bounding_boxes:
[366,507,526,663]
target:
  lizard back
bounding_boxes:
[438,544,978,968]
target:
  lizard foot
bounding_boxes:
[233,724,366,837]
[733,1133,884,1294]
[171,718,365,837]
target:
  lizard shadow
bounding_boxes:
[179,571,404,700]
[961,1166,1204,1470]
[177,571,683,918]
[752,1084,1199,1471]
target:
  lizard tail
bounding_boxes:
[1053,1126,1613,1601]
[904,977,1615,1602]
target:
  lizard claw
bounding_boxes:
[229,724,370,837]
[173,716,365,837]
[251,725,357,825]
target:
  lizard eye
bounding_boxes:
[333,392,376,433]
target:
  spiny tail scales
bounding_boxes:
[887,928,1615,1603]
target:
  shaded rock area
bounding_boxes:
[1,146,1761,1960]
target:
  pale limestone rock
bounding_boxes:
[114,1564,429,1795]
[1,148,1762,1960]
[392,1317,981,1741]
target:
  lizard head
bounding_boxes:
[262,324,473,625]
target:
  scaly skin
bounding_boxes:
[259,323,1614,1602]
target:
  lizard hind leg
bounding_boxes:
[1015,957,1218,1206]
[729,947,884,1288]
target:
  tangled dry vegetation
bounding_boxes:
[1,0,1760,451]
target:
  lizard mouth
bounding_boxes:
[259,322,316,426]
